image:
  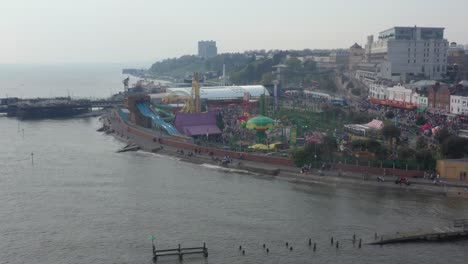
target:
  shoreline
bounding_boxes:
[102,114,468,198]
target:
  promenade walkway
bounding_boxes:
[104,114,468,195]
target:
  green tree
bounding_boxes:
[285,57,302,70]
[245,64,256,82]
[385,111,395,119]
[303,60,317,72]
[440,136,468,158]
[398,147,416,161]
[273,51,287,65]
[434,127,450,144]
[321,135,338,160]
[374,145,389,160]
[285,57,302,85]
[351,139,366,150]
[365,139,383,153]
[415,136,427,149]
[382,124,401,145]
[350,139,388,159]
[415,149,436,170]
[292,148,308,166]
[349,112,372,123]
[415,115,426,126]
[261,72,273,85]
[216,114,225,131]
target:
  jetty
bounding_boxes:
[2,97,122,119]
[116,143,140,153]
[152,243,208,262]
[370,219,468,245]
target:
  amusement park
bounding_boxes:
[107,73,412,173]
[104,69,468,185]
[110,73,298,159]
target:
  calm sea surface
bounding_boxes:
[0,65,467,263]
[0,63,145,99]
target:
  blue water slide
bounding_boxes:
[136,102,180,135]
[150,104,175,121]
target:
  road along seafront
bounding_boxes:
[101,112,468,197]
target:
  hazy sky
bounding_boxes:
[2,0,467,65]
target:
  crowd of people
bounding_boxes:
[354,98,468,140]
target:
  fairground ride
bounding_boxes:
[171,72,201,113]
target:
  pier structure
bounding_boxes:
[370,219,468,245]
[2,98,123,118]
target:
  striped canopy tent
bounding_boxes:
[246,116,275,131]
[344,119,384,136]
[364,119,384,130]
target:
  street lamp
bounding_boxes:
[314,154,317,169]
[314,142,317,168]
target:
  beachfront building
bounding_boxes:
[369,83,386,99]
[363,26,449,82]
[436,158,468,181]
[386,85,413,102]
[450,95,468,115]
[416,95,428,111]
[368,83,418,109]
[427,83,451,113]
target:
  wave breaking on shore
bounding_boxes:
[200,163,258,175]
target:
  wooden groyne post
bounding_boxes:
[152,242,208,262]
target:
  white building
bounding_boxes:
[369,84,414,101]
[311,56,335,69]
[364,27,449,82]
[450,95,468,115]
[369,83,387,99]
[355,62,379,85]
[386,85,413,102]
[368,83,419,109]
[416,95,428,110]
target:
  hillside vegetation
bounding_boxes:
[148,50,336,90]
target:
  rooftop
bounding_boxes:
[350,43,363,49]
[459,80,468,87]
[166,85,270,100]
[380,26,445,34]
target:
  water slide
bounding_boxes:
[136,102,180,135]
[150,102,175,122]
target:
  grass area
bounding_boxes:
[272,108,346,136]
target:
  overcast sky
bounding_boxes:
[2,0,467,64]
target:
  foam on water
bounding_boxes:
[200,163,257,175]
[133,150,180,161]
